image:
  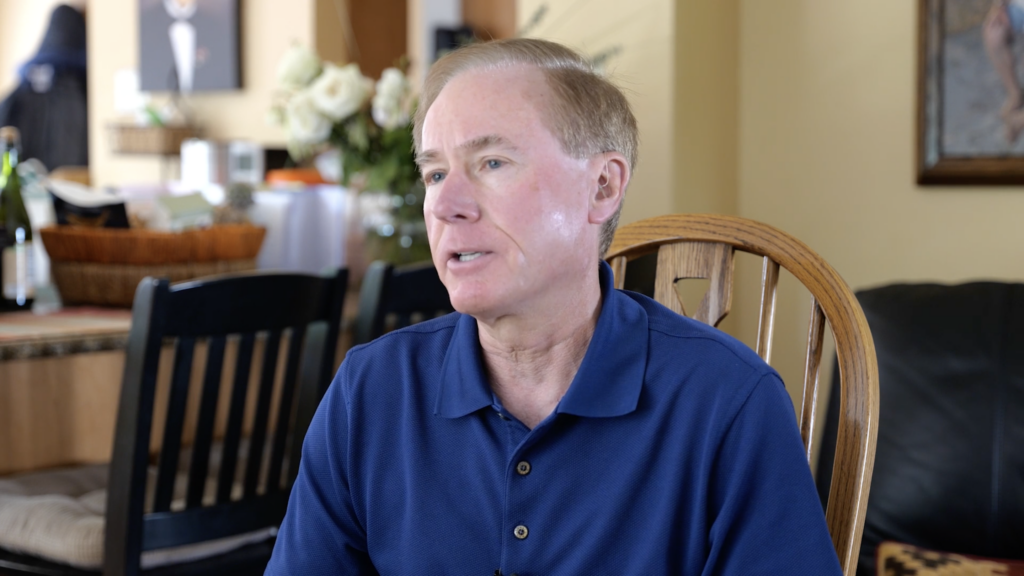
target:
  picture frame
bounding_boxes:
[918,0,1024,185]
[138,0,241,93]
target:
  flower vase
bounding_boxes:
[359,182,431,266]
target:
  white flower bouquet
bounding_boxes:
[270,45,419,196]
[270,45,428,264]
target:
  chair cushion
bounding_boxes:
[877,541,1024,575]
[0,464,274,570]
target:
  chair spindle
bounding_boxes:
[154,336,196,513]
[217,332,255,504]
[756,257,780,363]
[185,335,226,509]
[609,255,627,290]
[266,328,306,494]
[244,330,283,498]
[800,298,827,461]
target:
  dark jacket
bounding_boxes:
[0,4,88,170]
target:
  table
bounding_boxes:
[0,308,131,475]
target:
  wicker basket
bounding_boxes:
[40,225,266,307]
[107,124,200,155]
[50,260,258,307]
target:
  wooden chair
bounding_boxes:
[0,269,347,576]
[353,260,453,346]
[605,214,879,576]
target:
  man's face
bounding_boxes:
[418,65,600,321]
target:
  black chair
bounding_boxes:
[353,260,453,346]
[0,269,347,576]
[816,282,1024,575]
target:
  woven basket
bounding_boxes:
[107,124,200,155]
[40,225,266,307]
[39,225,266,265]
[51,260,258,307]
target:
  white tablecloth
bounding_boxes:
[248,185,352,273]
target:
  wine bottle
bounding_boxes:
[0,126,34,311]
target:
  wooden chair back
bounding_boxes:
[353,260,453,346]
[605,214,878,576]
[104,269,347,576]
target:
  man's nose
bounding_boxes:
[426,170,481,223]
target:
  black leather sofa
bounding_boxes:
[817,282,1024,575]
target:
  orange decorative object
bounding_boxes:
[265,167,327,185]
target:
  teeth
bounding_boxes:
[457,252,483,262]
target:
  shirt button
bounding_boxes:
[513,525,529,539]
[516,461,531,475]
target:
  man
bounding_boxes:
[266,38,840,574]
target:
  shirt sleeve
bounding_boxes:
[265,362,378,575]
[702,372,843,576]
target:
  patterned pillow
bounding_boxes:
[878,541,1024,576]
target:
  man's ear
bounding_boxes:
[589,152,630,225]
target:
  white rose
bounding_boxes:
[286,89,332,145]
[277,44,321,88]
[371,67,412,130]
[310,63,373,121]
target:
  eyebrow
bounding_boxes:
[416,134,519,166]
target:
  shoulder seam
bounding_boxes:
[646,320,772,375]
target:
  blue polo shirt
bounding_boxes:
[266,263,841,575]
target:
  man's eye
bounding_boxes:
[426,171,445,184]
[485,159,503,170]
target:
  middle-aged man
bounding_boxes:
[266,38,841,574]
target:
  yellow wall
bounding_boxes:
[675,0,738,216]
[518,0,676,226]
[0,1,81,100]
[737,0,1024,391]
[87,0,316,187]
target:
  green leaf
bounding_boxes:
[346,116,370,152]
[366,153,400,191]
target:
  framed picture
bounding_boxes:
[139,0,241,93]
[918,0,1024,184]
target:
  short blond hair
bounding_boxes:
[413,38,638,256]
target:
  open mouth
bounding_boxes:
[455,252,484,262]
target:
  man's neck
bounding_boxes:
[477,281,603,429]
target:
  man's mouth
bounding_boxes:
[456,252,484,262]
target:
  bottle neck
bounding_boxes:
[2,148,18,176]
[1,148,17,190]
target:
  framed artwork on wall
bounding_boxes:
[918,0,1024,184]
[139,0,241,93]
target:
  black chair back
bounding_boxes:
[104,269,347,576]
[353,260,452,346]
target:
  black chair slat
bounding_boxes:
[216,332,255,505]
[153,336,196,513]
[289,323,328,486]
[266,328,305,493]
[243,329,282,498]
[353,261,453,346]
[162,274,338,336]
[142,492,288,551]
[186,336,226,509]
